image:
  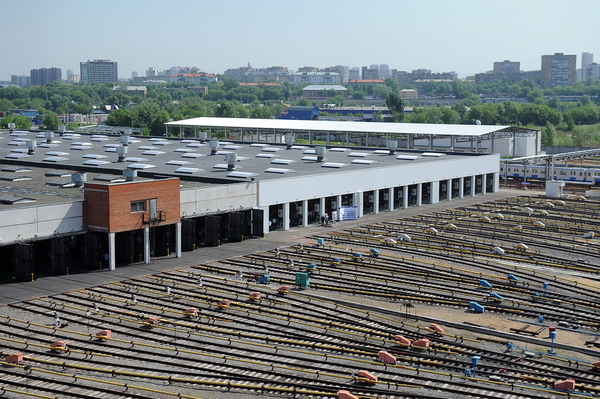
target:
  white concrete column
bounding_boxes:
[402,186,408,208]
[470,176,476,197]
[108,232,116,271]
[336,195,342,221]
[388,188,394,211]
[373,190,379,214]
[447,178,452,201]
[144,227,150,264]
[459,177,464,198]
[302,200,308,227]
[482,174,487,195]
[355,191,364,218]
[417,183,422,206]
[175,222,182,258]
[282,202,290,230]
[430,182,439,204]
[493,172,499,193]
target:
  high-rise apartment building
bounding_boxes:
[146,67,158,77]
[11,75,31,87]
[541,53,576,88]
[30,67,62,86]
[329,65,349,82]
[493,60,520,75]
[582,52,594,80]
[80,59,118,84]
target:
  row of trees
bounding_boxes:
[2,77,600,138]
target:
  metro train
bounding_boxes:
[500,164,600,184]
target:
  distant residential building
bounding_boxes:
[328,65,350,83]
[475,61,522,84]
[349,67,361,81]
[297,66,318,73]
[399,89,418,99]
[494,60,520,75]
[68,74,81,83]
[361,66,379,80]
[126,86,147,98]
[146,67,158,77]
[239,82,282,87]
[11,75,30,87]
[30,67,62,86]
[541,53,576,88]
[378,64,390,79]
[80,60,118,84]
[169,73,217,84]
[293,72,341,85]
[131,71,139,79]
[581,52,594,81]
[301,84,347,98]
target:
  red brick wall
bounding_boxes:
[84,178,181,233]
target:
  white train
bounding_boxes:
[500,164,600,184]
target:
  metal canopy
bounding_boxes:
[166,117,534,138]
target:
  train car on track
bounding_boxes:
[500,164,600,184]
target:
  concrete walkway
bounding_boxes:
[0,189,528,305]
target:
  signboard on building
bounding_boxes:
[338,205,358,221]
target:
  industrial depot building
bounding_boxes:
[0,118,539,281]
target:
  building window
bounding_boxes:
[131,200,146,213]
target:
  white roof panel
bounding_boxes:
[166,116,514,137]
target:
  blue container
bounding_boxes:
[352,253,362,260]
[489,292,503,301]
[469,301,485,313]
[258,274,270,284]
[331,258,341,265]
[479,279,492,289]
[306,263,317,270]
[317,238,324,245]
[507,274,520,283]
[370,248,380,257]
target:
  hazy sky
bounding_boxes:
[2,0,599,81]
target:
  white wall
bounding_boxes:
[0,201,84,244]
[257,154,500,206]
[180,182,258,216]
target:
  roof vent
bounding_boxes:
[8,123,16,132]
[209,140,219,155]
[285,135,294,149]
[26,139,36,155]
[198,132,207,143]
[387,140,398,155]
[71,172,87,187]
[225,152,237,170]
[116,145,128,162]
[123,168,137,182]
[45,131,54,143]
[120,133,130,146]
[315,146,326,162]
[58,125,66,136]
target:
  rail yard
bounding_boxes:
[1,194,600,399]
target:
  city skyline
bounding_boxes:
[2,0,599,82]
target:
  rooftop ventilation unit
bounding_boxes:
[45,131,54,143]
[123,168,137,182]
[387,140,398,155]
[116,145,128,162]
[209,140,219,155]
[315,146,326,162]
[58,125,66,136]
[199,132,207,143]
[285,135,294,149]
[8,123,16,132]
[225,152,237,170]
[71,172,87,187]
[26,140,36,155]
[120,134,130,146]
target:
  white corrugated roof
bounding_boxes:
[166,117,511,137]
